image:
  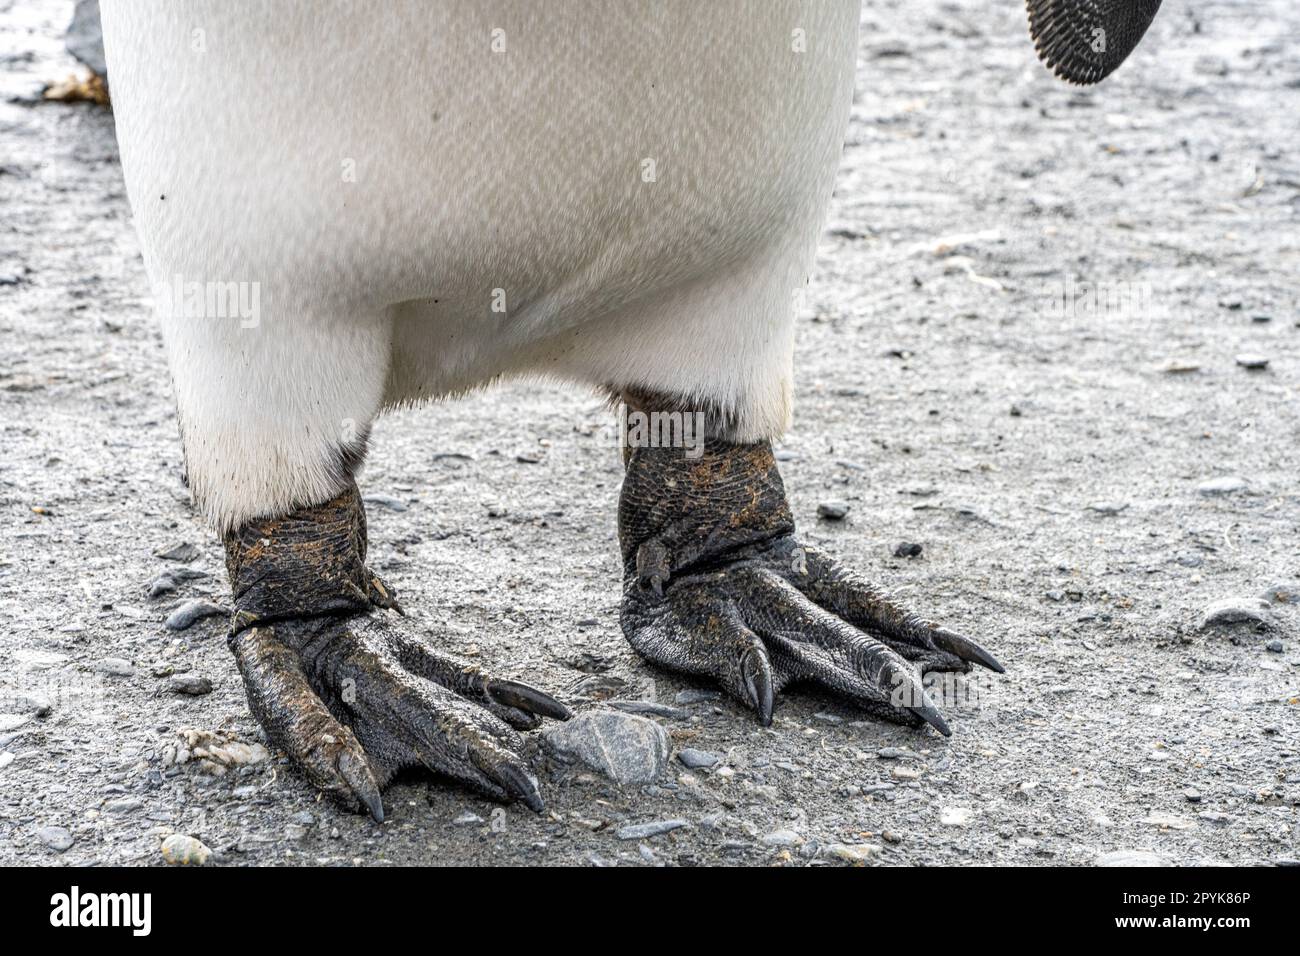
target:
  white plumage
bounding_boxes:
[101,0,860,530]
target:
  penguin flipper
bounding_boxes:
[1026,0,1164,85]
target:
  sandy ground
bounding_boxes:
[1,0,1297,867]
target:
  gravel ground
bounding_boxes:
[1,0,1297,867]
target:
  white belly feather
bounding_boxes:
[101,0,859,528]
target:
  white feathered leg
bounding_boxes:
[160,297,390,533]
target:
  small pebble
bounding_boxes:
[167,674,213,696]
[160,834,211,866]
[155,542,201,562]
[940,807,973,827]
[1184,789,1202,803]
[606,700,689,720]
[1095,849,1170,867]
[674,689,721,705]
[37,825,75,852]
[677,748,720,769]
[165,600,226,631]
[761,829,803,847]
[1235,353,1269,370]
[362,493,408,512]
[93,657,134,677]
[1199,597,1272,630]
[615,819,687,840]
[825,843,879,863]
[893,541,923,558]
[1197,476,1247,496]
[452,812,484,827]
[817,501,850,521]
[1265,639,1283,653]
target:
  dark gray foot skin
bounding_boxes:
[618,431,1004,734]
[223,483,570,820]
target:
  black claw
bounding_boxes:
[338,750,384,822]
[742,647,774,726]
[495,763,544,813]
[486,679,573,722]
[908,699,952,737]
[932,627,1005,674]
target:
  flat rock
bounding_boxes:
[93,657,134,677]
[606,700,689,720]
[1096,849,1171,867]
[615,819,687,840]
[1142,812,1194,830]
[1197,476,1248,496]
[543,710,670,785]
[362,493,408,512]
[37,825,74,852]
[1199,598,1273,631]
[1235,353,1269,369]
[673,689,722,705]
[155,541,201,562]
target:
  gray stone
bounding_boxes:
[1265,639,1284,653]
[93,657,134,677]
[165,600,226,631]
[104,797,143,814]
[673,689,722,705]
[5,692,52,717]
[37,825,74,852]
[146,567,209,599]
[362,493,408,512]
[1197,476,1247,496]
[543,710,670,785]
[167,674,213,696]
[160,834,211,866]
[761,829,803,847]
[452,812,484,827]
[893,541,923,557]
[817,501,850,520]
[155,541,201,562]
[677,748,720,769]
[1199,598,1273,631]
[1096,849,1171,867]
[1259,583,1300,605]
[615,819,687,840]
[1235,353,1269,370]
[606,700,688,720]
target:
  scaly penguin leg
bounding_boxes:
[616,394,1003,733]
[223,482,570,820]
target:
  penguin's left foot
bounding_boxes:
[618,435,1004,732]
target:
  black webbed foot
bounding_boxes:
[617,423,1002,733]
[224,484,570,820]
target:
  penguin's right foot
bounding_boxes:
[222,482,570,820]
